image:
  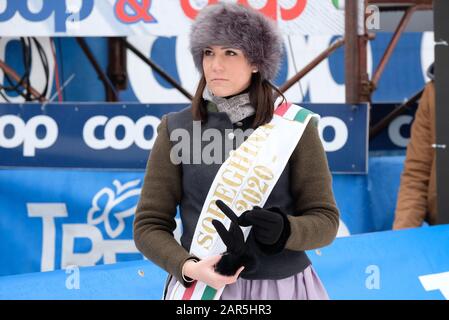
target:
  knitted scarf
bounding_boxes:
[202,86,255,123]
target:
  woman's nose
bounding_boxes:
[210,55,225,72]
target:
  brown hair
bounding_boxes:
[191,73,286,129]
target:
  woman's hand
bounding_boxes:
[182,255,244,290]
[216,200,291,255]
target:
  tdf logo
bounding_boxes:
[28,179,142,271]
[0,0,94,33]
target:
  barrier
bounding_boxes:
[312,225,449,300]
[1,225,447,300]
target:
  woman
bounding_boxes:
[133,2,339,300]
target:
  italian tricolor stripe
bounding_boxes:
[181,281,196,300]
[180,281,217,300]
[201,286,217,300]
[274,101,291,117]
[275,102,318,125]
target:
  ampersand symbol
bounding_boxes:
[115,0,156,24]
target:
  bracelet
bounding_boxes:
[182,258,199,283]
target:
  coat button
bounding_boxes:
[228,132,235,140]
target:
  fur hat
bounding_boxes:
[189,2,284,82]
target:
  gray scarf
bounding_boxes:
[202,86,255,123]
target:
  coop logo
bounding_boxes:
[0,0,94,33]
[318,116,348,152]
[0,114,161,157]
[0,115,58,156]
[181,0,307,20]
[83,115,160,150]
[27,179,142,272]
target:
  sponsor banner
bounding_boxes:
[0,33,434,105]
[302,103,368,174]
[0,169,148,276]
[0,0,345,37]
[0,225,448,300]
[0,103,180,169]
[0,155,402,276]
[370,103,418,151]
[0,102,368,173]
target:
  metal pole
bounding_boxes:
[434,0,449,224]
[345,0,369,103]
[279,38,345,94]
[75,37,118,102]
[370,6,417,90]
[0,59,45,101]
[108,37,128,91]
[121,39,193,101]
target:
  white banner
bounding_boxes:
[0,0,345,37]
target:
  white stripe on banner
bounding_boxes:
[283,104,301,120]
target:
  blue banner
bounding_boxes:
[0,103,182,169]
[0,169,146,276]
[370,103,418,151]
[310,225,449,300]
[0,155,403,277]
[0,103,368,173]
[1,225,448,300]
[302,103,368,174]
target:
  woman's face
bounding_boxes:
[202,45,256,97]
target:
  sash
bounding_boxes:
[167,100,320,300]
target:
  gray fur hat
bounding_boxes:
[189,2,284,82]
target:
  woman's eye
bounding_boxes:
[204,50,212,56]
[227,51,236,56]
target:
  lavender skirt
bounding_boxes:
[164,265,329,300]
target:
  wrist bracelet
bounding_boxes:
[182,258,199,283]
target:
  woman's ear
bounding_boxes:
[250,64,258,73]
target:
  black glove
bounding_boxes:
[217,200,291,255]
[211,202,257,276]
